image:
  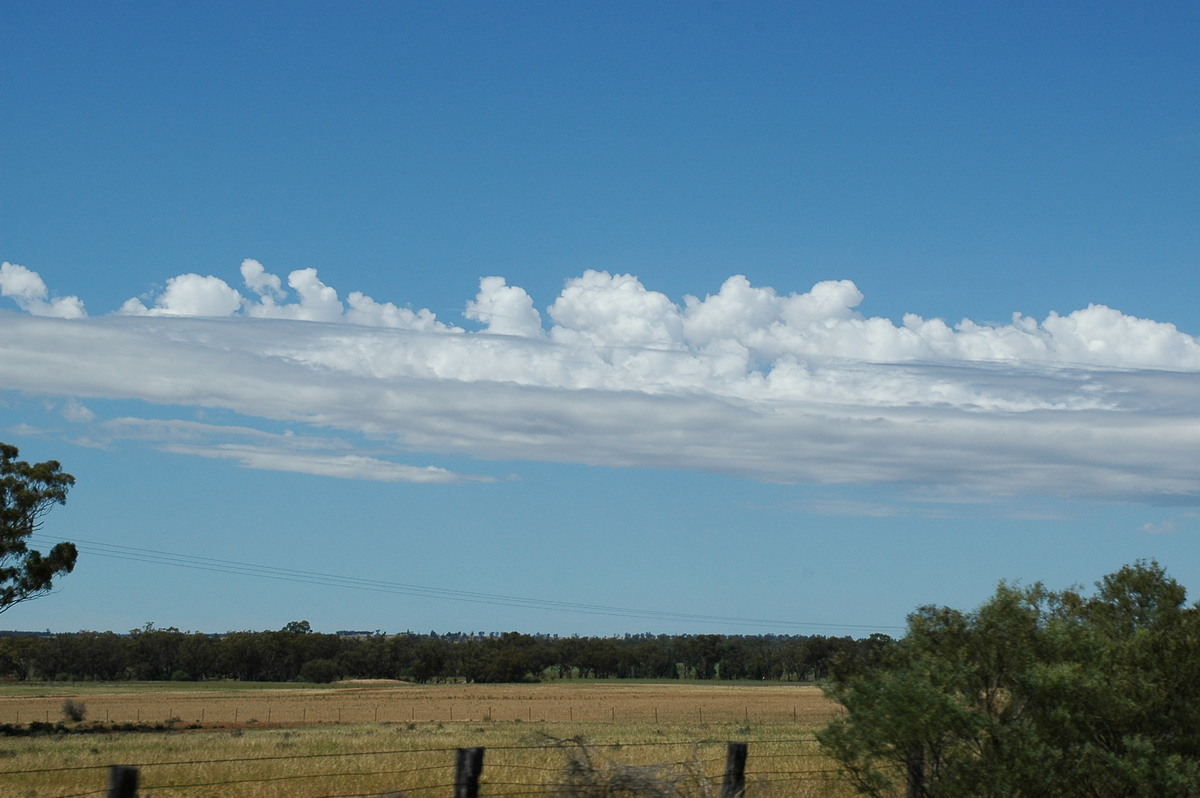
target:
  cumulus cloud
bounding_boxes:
[240,258,285,301]
[549,270,683,349]
[2,261,1199,503]
[0,262,86,318]
[121,273,243,316]
[465,277,543,338]
[114,260,462,332]
[346,291,461,332]
[98,262,1200,374]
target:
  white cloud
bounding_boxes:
[0,262,86,318]
[240,258,285,301]
[118,261,459,332]
[61,399,96,424]
[121,273,243,317]
[465,276,543,338]
[237,267,343,322]
[97,417,496,484]
[346,291,461,332]
[1140,513,1197,534]
[284,268,343,321]
[167,444,493,484]
[549,270,684,350]
[4,262,1200,503]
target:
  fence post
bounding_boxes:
[454,746,485,798]
[106,765,139,798]
[720,742,747,798]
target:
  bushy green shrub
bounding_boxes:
[820,561,1200,798]
[61,699,86,722]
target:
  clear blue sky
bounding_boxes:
[2,1,1198,637]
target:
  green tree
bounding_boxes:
[128,623,184,680]
[410,638,448,683]
[0,443,77,613]
[0,634,43,680]
[818,562,1200,798]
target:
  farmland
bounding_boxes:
[0,680,855,796]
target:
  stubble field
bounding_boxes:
[0,681,854,797]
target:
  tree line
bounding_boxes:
[0,625,893,684]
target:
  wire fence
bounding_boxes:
[0,697,840,727]
[3,737,850,797]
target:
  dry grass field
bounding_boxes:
[0,679,839,726]
[0,681,854,797]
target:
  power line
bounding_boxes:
[30,535,902,633]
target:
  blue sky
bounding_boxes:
[2,1,1198,637]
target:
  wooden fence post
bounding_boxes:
[106,765,139,798]
[720,741,747,798]
[454,746,485,798]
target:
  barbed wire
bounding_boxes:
[0,735,825,777]
[10,734,847,796]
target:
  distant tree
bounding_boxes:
[410,638,448,683]
[128,623,184,680]
[578,638,620,679]
[0,634,43,680]
[175,631,217,681]
[214,632,264,680]
[818,562,1200,797]
[0,443,77,613]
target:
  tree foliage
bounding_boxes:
[0,443,77,613]
[818,561,1200,797]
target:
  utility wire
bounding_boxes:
[30,535,902,633]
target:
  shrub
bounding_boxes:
[551,736,713,797]
[61,699,86,722]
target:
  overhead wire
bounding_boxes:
[29,535,903,633]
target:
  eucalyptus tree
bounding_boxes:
[1,443,77,613]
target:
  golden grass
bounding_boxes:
[0,682,853,797]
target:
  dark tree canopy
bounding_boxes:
[0,627,876,685]
[0,443,78,613]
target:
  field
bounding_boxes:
[0,680,856,797]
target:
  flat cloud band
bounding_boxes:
[2,261,1198,503]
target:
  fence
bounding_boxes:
[6,738,846,797]
[0,694,838,727]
